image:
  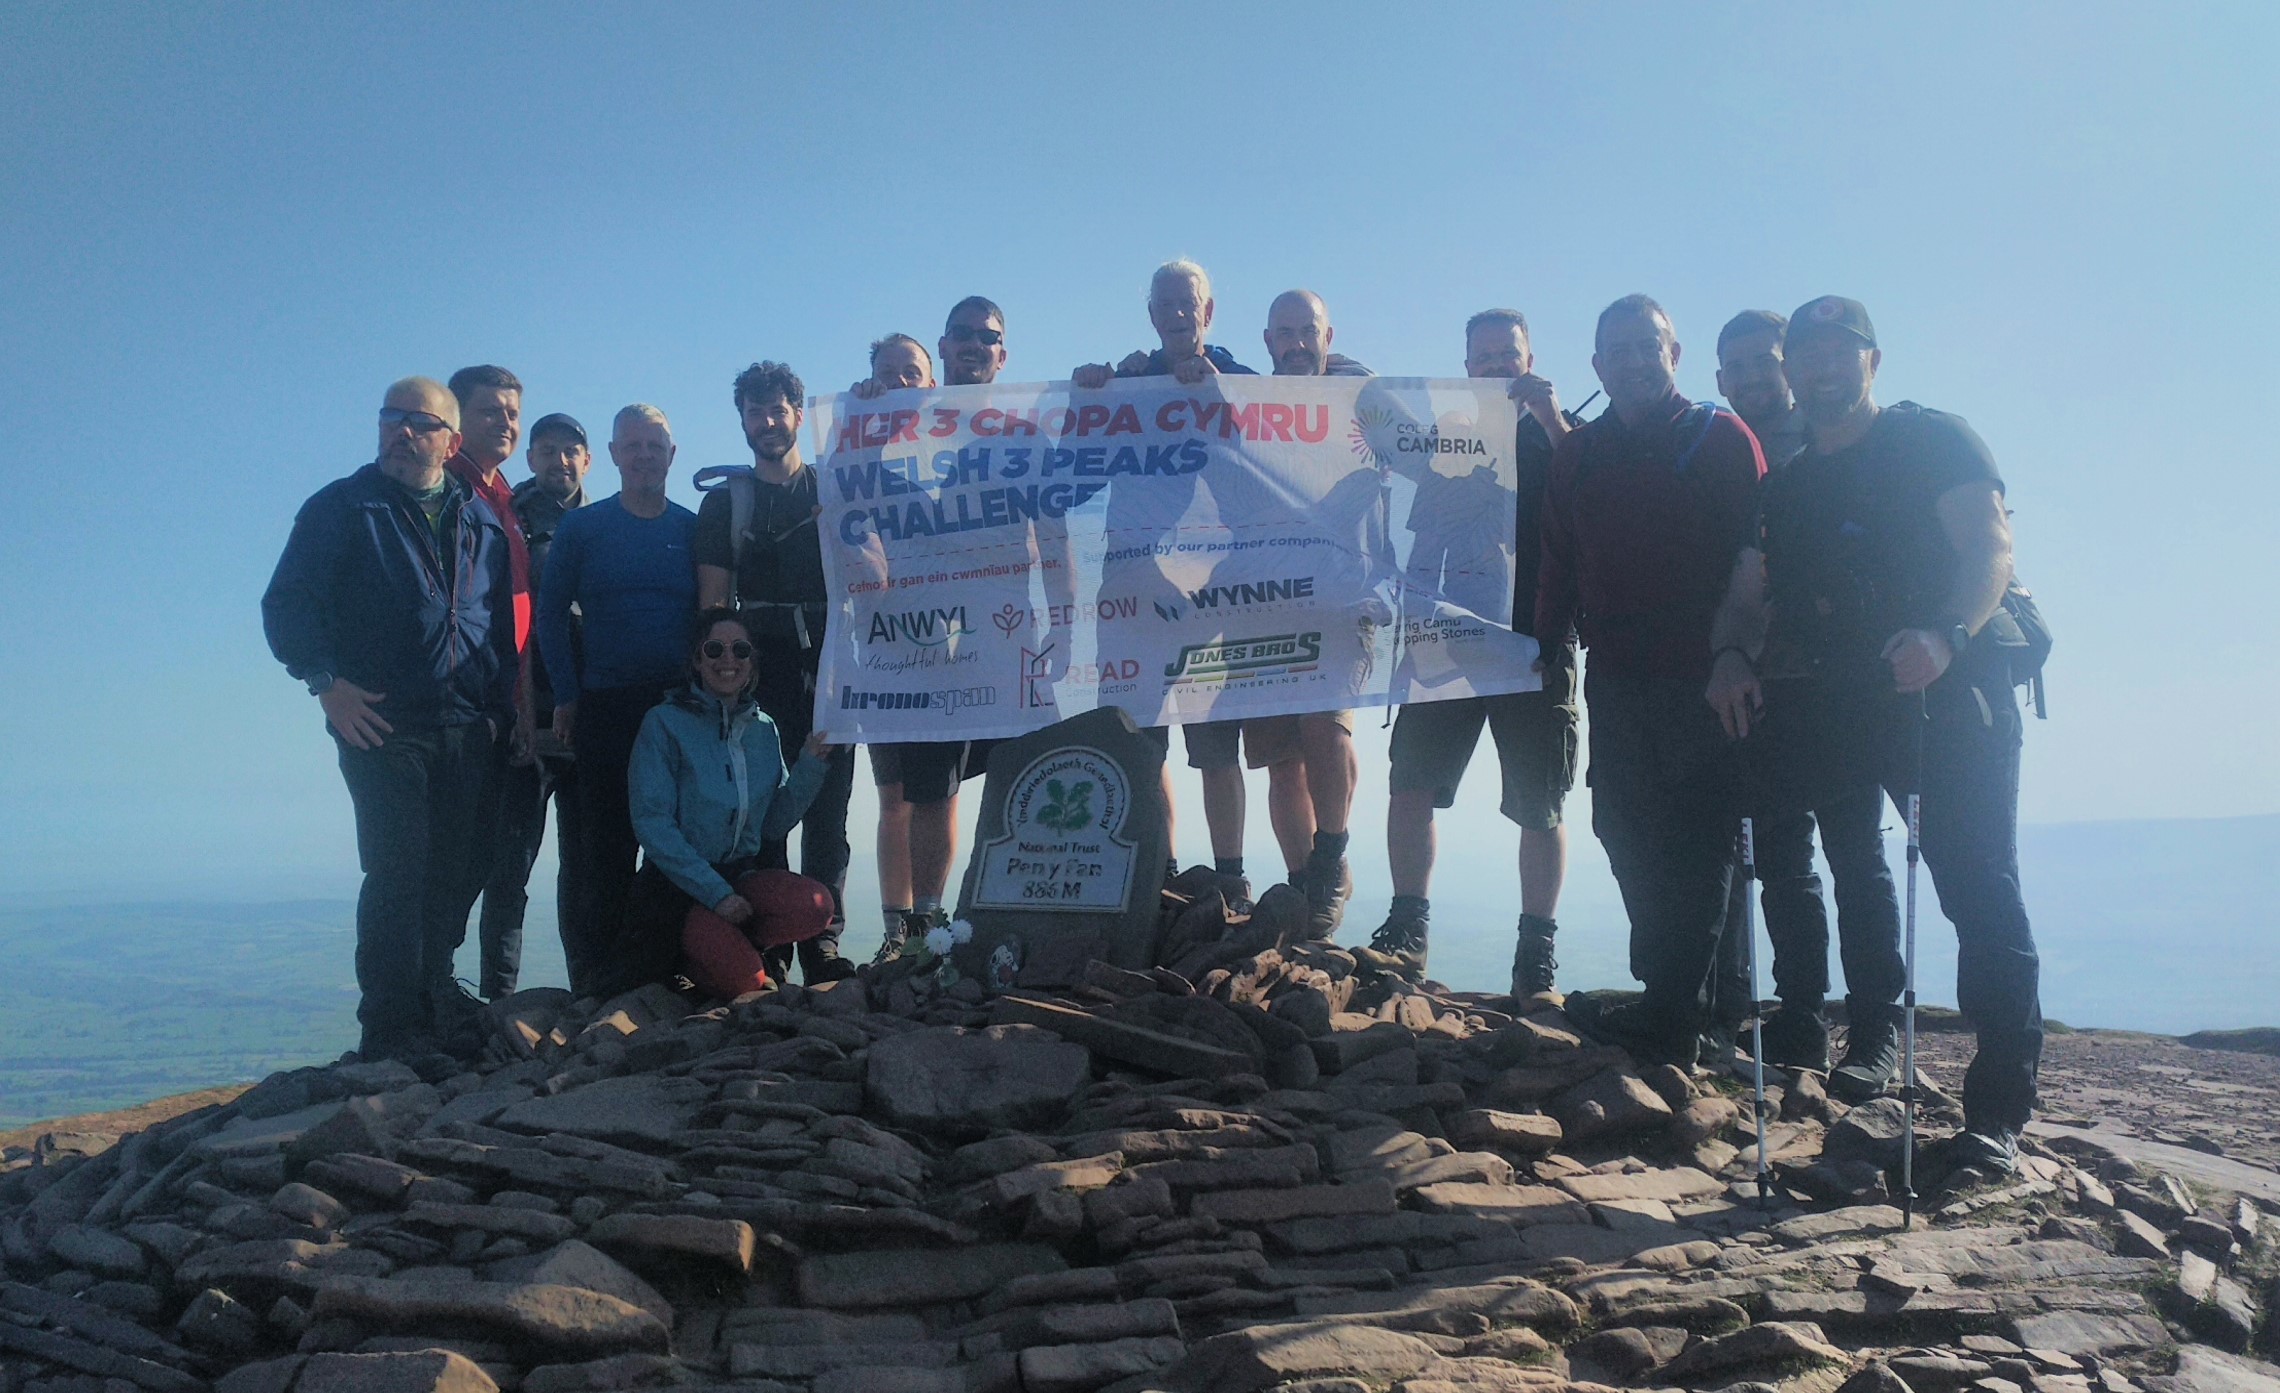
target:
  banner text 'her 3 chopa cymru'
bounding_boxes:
[809,374,1541,742]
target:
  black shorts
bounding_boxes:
[1387,655,1579,831]
[869,740,989,805]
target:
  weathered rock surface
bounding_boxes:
[2,890,2274,1392]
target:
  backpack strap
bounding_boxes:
[726,474,756,608]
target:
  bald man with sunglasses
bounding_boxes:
[264,377,520,1061]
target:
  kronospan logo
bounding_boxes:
[839,685,996,716]
[1164,631,1323,680]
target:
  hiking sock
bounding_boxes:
[1311,830,1351,864]
[1390,893,1430,923]
[1215,856,1245,878]
[884,906,911,940]
[913,894,943,922]
[1165,855,1181,881]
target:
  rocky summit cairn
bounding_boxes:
[3,874,2278,1393]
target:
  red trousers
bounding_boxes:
[680,868,834,999]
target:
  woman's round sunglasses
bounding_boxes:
[701,640,754,660]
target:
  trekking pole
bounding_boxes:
[1899,698,1925,1228]
[1742,817,1772,1209]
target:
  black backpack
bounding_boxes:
[1871,403,2054,719]
[1981,577,2053,718]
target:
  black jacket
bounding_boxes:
[263,462,518,731]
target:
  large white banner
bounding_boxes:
[810,374,1540,742]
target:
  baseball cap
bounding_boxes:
[528,412,588,446]
[1786,296,1877,348]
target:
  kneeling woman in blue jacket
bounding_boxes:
[611,608,836,998]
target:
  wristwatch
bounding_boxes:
[305,671,336,697]
[1943,622,1973,659]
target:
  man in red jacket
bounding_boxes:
[1538,295,1765,1067]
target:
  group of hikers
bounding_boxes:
[262,258,2047,1197]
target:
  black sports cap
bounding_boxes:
[1786,296,1877,349]
[529,412,588,446]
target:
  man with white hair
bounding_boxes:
[1073,261,1261,900]
[536,403,700,993]
[263,377,519,1059]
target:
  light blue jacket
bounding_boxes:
[628,684,830,908]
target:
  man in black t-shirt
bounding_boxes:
[1700,311,1904,1075]
[693,361,857,982]
[1707,297,2041,1195]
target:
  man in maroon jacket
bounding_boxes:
[1538,295,1766,1067]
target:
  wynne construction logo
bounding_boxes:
[1185,576,1315,610]
[1164,631,1323,681]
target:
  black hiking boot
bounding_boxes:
[1293,854,1351,940]
[1758,1003,1833,1072]
[1354,905,1430,980]
[1511,914,1559,1003]
[1916,1126,2020,1199]
[1830,999,1903,1102]
[1212,870,1255,916]
[1567,992,1700,1071]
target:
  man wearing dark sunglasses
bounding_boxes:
[263,377,519,1061]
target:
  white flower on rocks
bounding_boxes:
[950,918,975,944]
[926,925,956,957]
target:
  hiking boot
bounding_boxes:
[1354,907,1429,980]
[1511,914,1559,1002]
[1916,1126,2020,1199]
[357,1026,440,1063]
[1699,1020,1742,1074]
[1212,871,1255,916]
[1566,993,1699,1071]
[1293,855,1351,940]
[1830,1000,1903,1102]
[871,914,916,967]
[1758,1004,1833,1072]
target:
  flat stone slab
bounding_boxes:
[494,1075,707,1144]
[2031,1122,2280,1206]
[797,1243,1067,1308]
[312,1277,669,1355]
[1557,1168,1724,1204]
[1165,1319,1440,1392]
[2007,1310,2173,1357]
[866,1024,1093,1133]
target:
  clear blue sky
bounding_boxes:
[1,1,2272,903]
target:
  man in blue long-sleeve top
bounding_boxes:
[536,403,698,995]
[263,377,518,1060]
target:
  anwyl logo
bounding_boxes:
[868,606,974,647]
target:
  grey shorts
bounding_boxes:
[1387,657,1579,830]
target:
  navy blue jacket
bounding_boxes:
[263,462,519,731]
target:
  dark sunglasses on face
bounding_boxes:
[702,640,755,660]
[379,407,452,434]
[946,324,1004,346]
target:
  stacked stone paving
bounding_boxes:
[3,881,2276,1393]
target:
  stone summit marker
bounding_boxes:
[954,706,1168,989]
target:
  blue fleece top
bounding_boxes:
[537,495,698,700]
[628,685,832,907]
